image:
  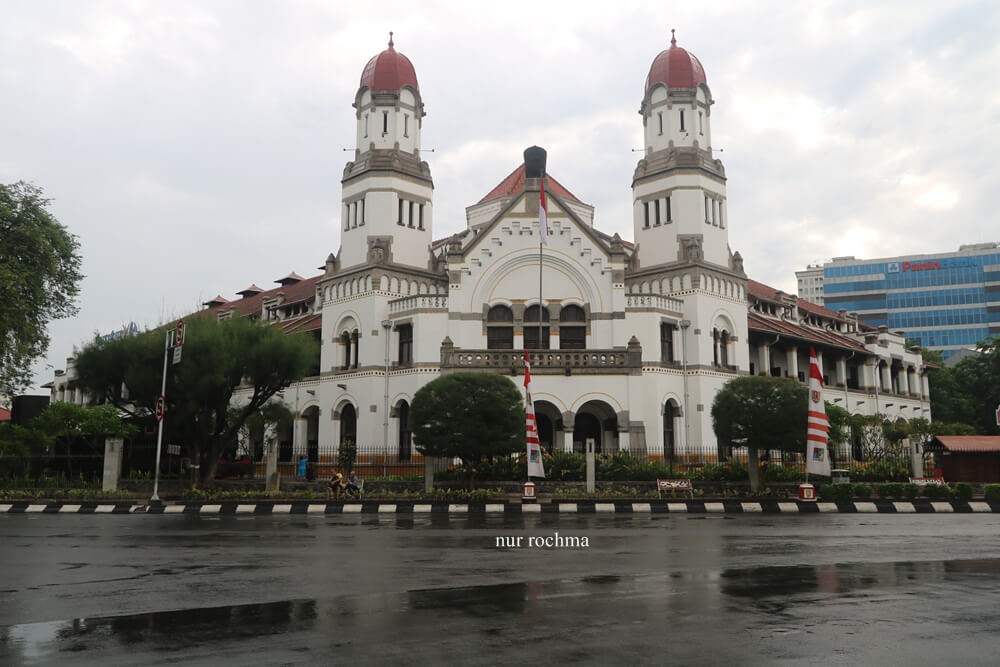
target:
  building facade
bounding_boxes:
[52,34,931,467]
[798,244,1000,359]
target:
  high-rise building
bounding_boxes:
[800,244,1000,358]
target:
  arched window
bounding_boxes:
[487,305,514,349]
[560,305,586,350]
[397,400,411,461]
[713,328,730,368]
[663,401,677,464]
[340,404,357,446]
[340,331,351,369]
[524,305,550,350]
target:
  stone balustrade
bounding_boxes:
[625,293,684,313]
[388,294,448,314]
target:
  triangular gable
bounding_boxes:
[478,164,583,204]
[458,186,612,261]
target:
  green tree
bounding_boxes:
[30,402,137,477]
[411,372,523,487]
[74,316,317,484]
[711,376,808,490]
[928,336,1000,434]
[0,182,83,397]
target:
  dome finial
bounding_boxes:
[388,31,394,49]
[670,28,676,46]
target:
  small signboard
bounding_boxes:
[172,346,182,365]
[167,444,181,456]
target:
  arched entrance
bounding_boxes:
[396,400,412,461]
[573,400,618,454]
[339,403,357,446]
[533,400,562,453]
[663,399,680,469]
[302,406,320,464]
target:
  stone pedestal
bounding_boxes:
[103,437,124,491]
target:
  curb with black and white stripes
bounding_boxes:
[2,500,999,515]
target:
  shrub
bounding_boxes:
[921,484,952,499]
[337,440,358,474]
[901,483,919,499]
[849,459,910,482]
[546,452,586,481]
[953,482,973,501]
[877,483,903,499]
[819,483,853,501]
[853,483,872,499]
[984,484,1000,501]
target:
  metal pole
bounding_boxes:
[382,319,392,476]
[680,320,691,469]
[150,331,170,502]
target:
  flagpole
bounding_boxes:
[538,176,544,366]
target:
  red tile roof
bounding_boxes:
[478,165,581,204]
[276,272,306,285]
[931,436,1000,453]
[0,407,10,422]
[216,275,322,318]
[748,279,877,332]
[748,312,868,353]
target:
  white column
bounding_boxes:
[921,373,930,399]
[758,343,771,376]
[881,363,892,393]
[618,429,631,452]
[898,367,909,396]
[562,429,574,453]
[836,356,847,387]
[293,417,308,456]
[786,346,799,380]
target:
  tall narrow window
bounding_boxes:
[364,114,369,138]
[663,402,676,461]
[351,330,359,368]
[657,111,663,135]
[720,330,729,367]
[350,202,357,228]
[660,322,675,362]
[699,111,703,135]
[665,195,672,222]
[404,114,409,137]
[524,305,550,350]
[341,332,351,369]
[359,198,365,226]
[398,198,404,226]
[408,201,415,228]
[643,201,650,229]
[382,111,388,134]
[418,204,425,230]
[559,305,587,350]
[397,401,411,461]
[679,109,685,132]
[705,196,711,223]
[718,201,724,229]
[712,199,718,226]
[487,305,514,350]
[654,199,661,226]
[397,324,413,365]
[344,204,350,231]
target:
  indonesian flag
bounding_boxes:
[539,178,549,245]
[524,352,546,478]
[806,347,831,477]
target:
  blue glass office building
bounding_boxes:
[818,244,1000,358]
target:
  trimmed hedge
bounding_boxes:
[984,485,1000,501]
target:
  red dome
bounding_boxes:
[359,33,419,93]
[645,31,706,92]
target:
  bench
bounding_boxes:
[657,478,693,499]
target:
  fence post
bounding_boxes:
[425,456,435,493]
[103,437,124,491]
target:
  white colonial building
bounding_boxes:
[51,34,930,468]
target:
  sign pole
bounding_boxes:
[150,329,171,502]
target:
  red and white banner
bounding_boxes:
[539,178,549,246]
[524,352,546,478]
[806,347,831,477]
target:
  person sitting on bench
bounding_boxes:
[344,471,362,497]
[326,472,345,499]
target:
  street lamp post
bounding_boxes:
[679,319,691,472]
[382,319,392,475]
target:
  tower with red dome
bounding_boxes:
[338,33,434,270]
[632,30,737,274]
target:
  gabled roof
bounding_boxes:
[216,275,322,318]
[747,279,870,353]
[478,165,581,204]
[928,436,1000,453]
[276,272,306,286]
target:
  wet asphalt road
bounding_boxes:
[3,513,1000,665]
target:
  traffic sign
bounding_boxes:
[172,346,182,365]
[155,395,166,422]
[175,319,185,346]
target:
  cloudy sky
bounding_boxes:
[4,0,998,392]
